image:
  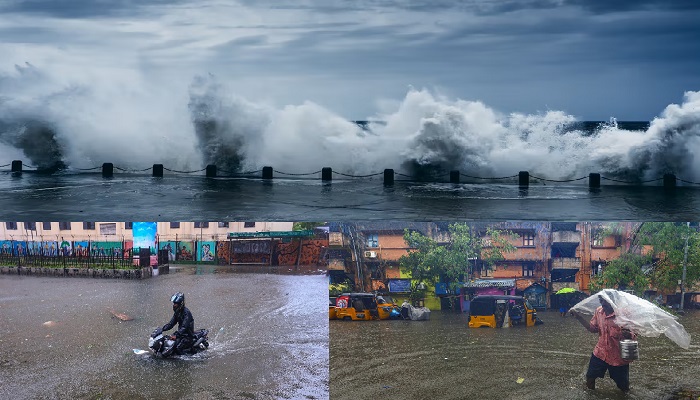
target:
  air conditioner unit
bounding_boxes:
[364,251,377,258]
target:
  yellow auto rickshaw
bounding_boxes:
[329,297,338,320]
[334,293,379,321]
[468,295,542,328]
[376,295,400,320]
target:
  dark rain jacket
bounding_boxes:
[162,306,195,338]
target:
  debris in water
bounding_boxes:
[516,377,525,384]
[43,321,57,327]
[109,309,134,321]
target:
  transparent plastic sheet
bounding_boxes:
[570,289,691,349]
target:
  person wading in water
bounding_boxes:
[570,295,636,393]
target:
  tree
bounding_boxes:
[589,252,652,295]
[293,222,324,231]
[398,223,518,302]
[635,222,700,292]
[590,222,700,295]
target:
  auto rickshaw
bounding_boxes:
[329,297,337,320]
[468,295,542,328]
[376,295,400,320]
[335,293,380,321]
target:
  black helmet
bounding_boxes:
[171,292,185,312]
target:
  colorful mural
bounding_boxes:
[91,241,125,257]
[59,239,72,256]
[197,241,216,262]
[133,222,157,253]
[176,242,194,261]
[13,241,27,256]
[40,241,58,256]
[73,241,89,257]
[159,241,177,261]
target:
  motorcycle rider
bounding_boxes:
[161,292,195,354]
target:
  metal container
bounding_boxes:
[620,339,639,360]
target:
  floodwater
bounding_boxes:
[0,266,328,400]
[1,173,699,221]
[330,310,700,400]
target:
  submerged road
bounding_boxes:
[330,309,700,400]
[0,266,328,400]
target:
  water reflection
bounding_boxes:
[330,310,699,400]
[0,268,328,399]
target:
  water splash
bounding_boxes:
[1,64,699,182]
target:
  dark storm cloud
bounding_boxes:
[0,0,187,18]
[564,0,700,13]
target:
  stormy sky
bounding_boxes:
[1,0,698,121]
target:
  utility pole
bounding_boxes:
[680,221,690,310]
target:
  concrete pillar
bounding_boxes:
[153,164,164,177]
[11,160,22,174]
[450,170,460,184]
[663,173,676,188]
[384,169,394,186]
[102,163,114,178]
[322,167,332,182]
[262,166,273,179]
[589,173,601,189]
[518,171,529,187]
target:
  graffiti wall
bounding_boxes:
[273,239,327,266]
[216,241,231,265]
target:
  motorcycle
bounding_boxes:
[148,327,210,357]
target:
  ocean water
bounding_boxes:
[2,71,699,220]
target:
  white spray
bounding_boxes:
[1,64,698,183]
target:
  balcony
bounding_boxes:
[329,232,345,247]
[551,231,581,243]
[550,257,581,269]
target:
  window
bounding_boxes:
[125,222,133,230]
[59,222,71,230]
[83,222,96,230]
[481,267,493,277]
[5,222,17,230]
[24,222,37,231]
[243,222,256,228]
[42,222,52,230]
[366,233,378,248]
[99,223,117,236]
[592,237,603,247]
[522,234,535,247]
[522,263,535,277]
[218,222,229,228]
[194,222,209,228]
[170,222,180,229]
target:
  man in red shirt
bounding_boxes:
[571,295,636,392]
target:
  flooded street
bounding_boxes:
[330,310,700,400]
[0,266,328,400]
